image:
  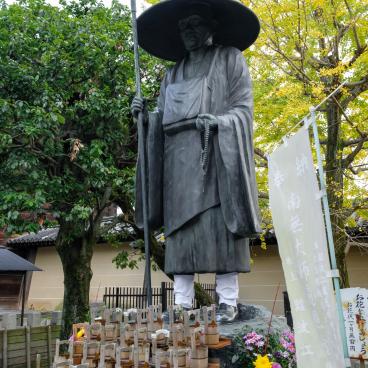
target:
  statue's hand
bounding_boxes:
[196,113,218,131]
[131,96,147,121]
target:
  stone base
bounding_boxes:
[217,303,288,338]
[211,303,290,368]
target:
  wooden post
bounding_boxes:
[21,272,26,326]
[155,351,160,368]
[203,306,208,334]
[168,306,174,333]
[26,326,31,368]
[47,325,52,366]
[161,282,167,312]
[36,353,41,368]
[3,329,7,368]
[115,287,120,308]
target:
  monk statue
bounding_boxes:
[132,0,261,322]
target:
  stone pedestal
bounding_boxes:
[0,313,17,329]
[210,303,290,368]
[90,302,105,320]
[51,311,63,325]
[25,311,41,327]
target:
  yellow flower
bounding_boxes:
[76,327,85,339]
[253,355,272,368]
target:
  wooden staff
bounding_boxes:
[130,0,152,306]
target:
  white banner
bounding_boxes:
[341,288,368,359]
[268,128,345,368]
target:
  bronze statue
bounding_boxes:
[132,0,261,322]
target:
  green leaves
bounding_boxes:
[247,0,368,229]
[66,204,93,222]
[0,0,162,235]
[112,249,139,270]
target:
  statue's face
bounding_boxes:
[178,15,212,52]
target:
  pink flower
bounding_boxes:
[243,331,266,353]
[272,363,282,368]
[280,331,296,354]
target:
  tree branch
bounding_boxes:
[345,78,368,88]
[266,41,312,84]
[309,56,334,68]
[259,192,269,200]
[350,198,368,214]
[343,136,368,147]
[258,49,307,83]
[331,95,367,139]
[342,140,365,168]
[254,147,268,162]
[349,164,368,175]
[94,186,112,225]
[341,75,368,108]
[343,0,363,52]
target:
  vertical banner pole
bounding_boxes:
[130,0,152,306]
[310,107,351,367]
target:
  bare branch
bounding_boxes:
[349,164,368,175]
[345,78,368,88]
[29,147,57,165]
[254,147,268,162]
[342,140,365,168]
[348,45,366,67]
[341,75,368,108]
[94,186,113,226]
[256,162,268,168]
[264,0,281,47]
[331,95,367,138]
[343,0,363,52]
[259,192,269,200]
[350,198,368,214]
[309,56,334,68]
[266,41,312,84]
[258,49,306,83]
[343,136,368,147]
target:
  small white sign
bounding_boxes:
[341,288,368,359]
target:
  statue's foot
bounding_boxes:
[216,303,238,324]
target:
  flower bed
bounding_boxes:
[230,330,296,368]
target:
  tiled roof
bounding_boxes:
[7,216,135,248]
[0,246,42,272]
[7,227,58,247]
[7,219,367,248]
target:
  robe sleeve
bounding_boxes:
[135,70,171,231]
[215,47,261,237]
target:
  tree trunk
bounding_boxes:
[56,222,95,339]
[325,100,350,288]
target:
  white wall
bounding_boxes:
[28,243,368,315]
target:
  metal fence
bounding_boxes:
[103,282,216,311]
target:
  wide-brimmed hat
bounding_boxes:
[137,0,260,62]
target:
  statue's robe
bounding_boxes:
[136,46,261,274]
